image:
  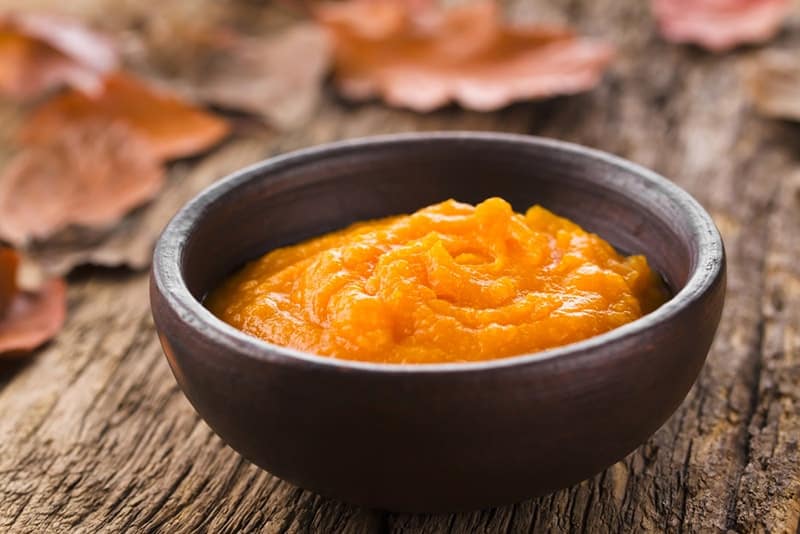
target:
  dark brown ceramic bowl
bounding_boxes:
[150,133,725,513]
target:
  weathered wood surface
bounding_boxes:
[2,1,800,532]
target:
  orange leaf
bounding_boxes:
[316,0,613,112]
[0,277,66,356]
[0,247,19,316]
[20,72,230,161]
[0,12,117,98]
[652,0,791,52]
[0,121,165,245]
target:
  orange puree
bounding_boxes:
[207,198,668,364]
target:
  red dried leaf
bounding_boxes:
[0,246,64,355]
[316,0,613,112]
[0,247,19,316]
[0,12,117,98]
[743,51,800,121]
[19,72,230,161]
[0,277,66,356]
[22,138,267,276]
[0,121,165,246]
[4,13,116,74]
[652,0,791,52]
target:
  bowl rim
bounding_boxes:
[152,131,725,374]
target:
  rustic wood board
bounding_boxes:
[1,1,800,532]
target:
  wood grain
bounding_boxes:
[1,0,799,532]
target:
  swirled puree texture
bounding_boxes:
[207,198,668,364]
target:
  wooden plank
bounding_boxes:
[733,163,800,532]
[1,1,799,532]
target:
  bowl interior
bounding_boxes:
[179,135,698,306]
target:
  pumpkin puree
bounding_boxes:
[207,198,667,364]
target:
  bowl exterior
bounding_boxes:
[150,133,726,512]
[150,267,724,512]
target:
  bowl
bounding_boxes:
[150,132,725,512]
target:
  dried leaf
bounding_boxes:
[652,0,791,52]
[19,72,230,161]
[0,247,19,315]
[179,24,331,129]
[316,0,614,112]
[0,12,117,98]
[0,277,66,356]
[25,138,268,275]
[0,246,65,355]
[0,121,165,246]
[743,51,800,121]
[117,3,238,79]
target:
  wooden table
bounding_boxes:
[1,1,799,532]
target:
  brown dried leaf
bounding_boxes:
[19,72,230,161]
[0,12,117,98]
[0,247,19,316]
[24,138,268,275]
[117,3,237,79]
[0,121,165,246]
[652,0,791,52]
[180,23,331,130]
[0,277,66,356]
[743,51,800,121]
[0,246,65,355]
[316,0,614,112]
